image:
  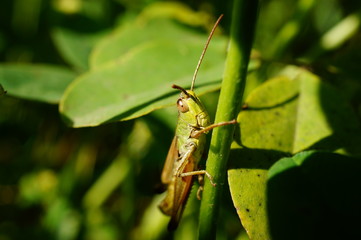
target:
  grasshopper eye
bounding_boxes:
[177,99,189,113]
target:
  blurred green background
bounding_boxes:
[1,0,361,239]
[0,1,237,239]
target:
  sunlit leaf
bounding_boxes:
[237,65,361,154]
[137,1,213,28]
[60,27,227,127]
[228,167,270,240]
[228,65,361,239]
[228,148,285,240]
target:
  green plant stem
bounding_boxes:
[198,0,260,239]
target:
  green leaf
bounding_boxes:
[236,65,361,155]
[237,75,299,152]
[267,151,361,239]
[52,28,107,71]
[0,64,76,103]
[90,18,210,69]
[60,27,227,127]
[228,65,361,239]
[0,84,7,95]
[228,148,284,240]
[228,167,270,240]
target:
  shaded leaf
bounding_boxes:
[0,84,7,95]
[302,11,361,62]
[313,0,342,34]
[0,64,76,103]
[52,28,107,71]
[267,151,361,239]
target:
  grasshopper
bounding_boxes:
[158,14,236,230]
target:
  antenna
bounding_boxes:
[172,84,189,97]
[190,14,224,91]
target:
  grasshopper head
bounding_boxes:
[172,84,209,127]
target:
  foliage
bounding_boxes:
[0,0,361,239]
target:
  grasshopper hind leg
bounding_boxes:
[179,169,216,186]
[176,142,216,186]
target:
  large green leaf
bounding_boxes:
[60,15,264,128]
[267,151,361,239]
[0,64,76,103]
[60,40,226,127]
[60,19,228,127]
[228,65,361,239]
[237,65,361,154]
[90,18,211,69]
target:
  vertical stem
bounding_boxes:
[198,0,259,239]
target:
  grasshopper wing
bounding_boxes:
[159,136,178,216]
[161,136,178,184]
[168,155,196,230]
